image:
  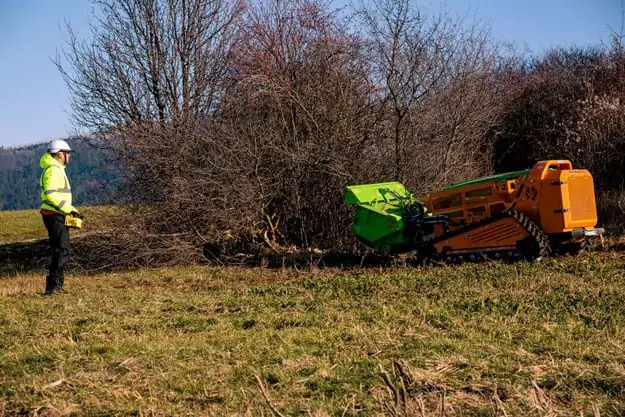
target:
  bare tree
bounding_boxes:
[493,46,625,233]
[356,0,463,180]
[355,0,509,191]
[52,0,250,268]
[55,0,244,131]
[54,0,246,221]
[54,0,380,264]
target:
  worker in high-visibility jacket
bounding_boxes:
[39,139,83,295]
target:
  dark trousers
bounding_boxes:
[42,214,70,293]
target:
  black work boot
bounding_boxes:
[44,275,64,295]
[44,275,55,295]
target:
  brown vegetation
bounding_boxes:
[52,0,625,270]
[494,46,625,233]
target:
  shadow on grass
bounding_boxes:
[3,237,621,277]
[0,239,50,277]
[202,244,400,270]
[0,238,400,277]
[0,237,106,277]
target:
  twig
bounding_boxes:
[253,374,286,417]
[417,398,427,417]
[493,386,509,417]
[593,403,601,417]
[341,395,356,417]
[380,364,400,416]
[392,360,409,414]
[440,387,446,417]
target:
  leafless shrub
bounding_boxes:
[596,189,625,235]
[54,0,257,266]
[56,0,625,268]
[219,0,379,250]
[493,45,625,232]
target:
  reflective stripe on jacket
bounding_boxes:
[39,153,76,215]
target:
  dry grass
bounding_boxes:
[1,253,625,416]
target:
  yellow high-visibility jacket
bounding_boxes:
[39,153,76,215]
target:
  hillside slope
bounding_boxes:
[0,138,122,210]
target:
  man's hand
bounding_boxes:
[70,211,84,220]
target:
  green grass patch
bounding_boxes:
[0,208,47,243]
[0,205,114,244]
[1,257,625,415]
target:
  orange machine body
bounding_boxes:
[420,160,599,254]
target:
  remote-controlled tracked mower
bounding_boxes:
[344,160,604,263]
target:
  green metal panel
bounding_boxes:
[344,181,413,206]
[442,170,529,191]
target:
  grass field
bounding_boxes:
[0,208,50,243]
[1,209,624,416]
[0,206,113,244]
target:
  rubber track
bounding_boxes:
[419,209,552,264]
[508,209,552,260]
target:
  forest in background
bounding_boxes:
[0,139,122,211]
[2,0,625,269]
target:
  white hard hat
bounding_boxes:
[47,139,72,154]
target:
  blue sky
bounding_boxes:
[0,0,622,149]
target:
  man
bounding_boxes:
[39,139,83,295]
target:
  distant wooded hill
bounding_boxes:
[0,139,122,211]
